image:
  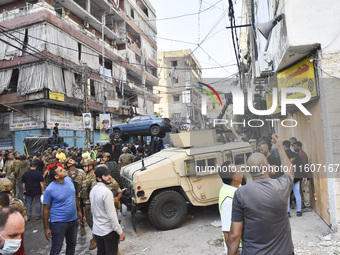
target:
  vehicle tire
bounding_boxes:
[158,132,166,138]
[148,190,187,230]
[150,125,161,136]
[112,129,121,140]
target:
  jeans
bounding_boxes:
[288,181,302,212]
[16,179,23,202]
[94,231,120,255]
[50,219,79,255]
[52,135,58,144]
[26,195,41,219]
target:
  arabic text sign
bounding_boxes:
[46,108,74,130]
[0,137,13,151]
[267,57,317,114]
[9,109,44,131]
[49,92,65,102]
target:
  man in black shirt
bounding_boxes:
[283,140,303,217]
[52,123,59,144]
[259,142,281,178]
[33,152,45,175]
[133,147,144,162]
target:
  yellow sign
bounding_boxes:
[266,57,317,114]
[49,92,65,102]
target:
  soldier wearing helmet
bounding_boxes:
[0,177,27,221]
[80,159,97,250]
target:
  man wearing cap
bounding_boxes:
[80,159,97,250]
[66,158,86,236]
[100,119,110,134]
[118,147,134,170]
[90,166,125,255]
[43,149,53,166]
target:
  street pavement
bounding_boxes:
[24,205,335,254]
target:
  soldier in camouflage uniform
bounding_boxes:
[66,157,86,236]
[43,149,53,165]
[0,177,27,221]
[80,159,97,250]
[3,152,15,177]
[0,177,28,255]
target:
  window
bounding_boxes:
[195,157,217,175]
[130,9,135,19]
[171,61,177,67]
[90,79,95,97]
[74,73,82,87]
[140,116,151,121]
[23,29,28,52]
[78,43,81,61]
[173,113,181,121]
[234,154,245,165]
[173,95,180,102]
[129,116,141,123]
[8,68,19,93]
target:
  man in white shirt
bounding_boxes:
[90,166,125,255]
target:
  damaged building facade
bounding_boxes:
[0,0,158,152]
[155,50,204,131]
[243,0,340,230]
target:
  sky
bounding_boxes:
[148,0,244,78]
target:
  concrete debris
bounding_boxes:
[207,238,224,246]
[210,220,222,228]
[324,234,332,241]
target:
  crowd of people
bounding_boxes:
[0,138,165,255]
[218,134,312,254]
[0,132,314,254]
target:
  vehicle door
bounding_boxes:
[124,116,141,132]
[186,152,223,203]
[139,115,153,133]
[230,148,253,183]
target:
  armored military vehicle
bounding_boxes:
[121,130,253,230]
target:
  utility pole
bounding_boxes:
[102,11,106,114]
[83,65,91,147]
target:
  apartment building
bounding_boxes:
[0,0,158,152]
[155,49,203,131]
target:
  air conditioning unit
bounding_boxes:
[255,52,273,77]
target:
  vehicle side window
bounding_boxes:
[140,116,152,121]
[129,117,141,123]
[195,158,217,176]
[234,154,245,165]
